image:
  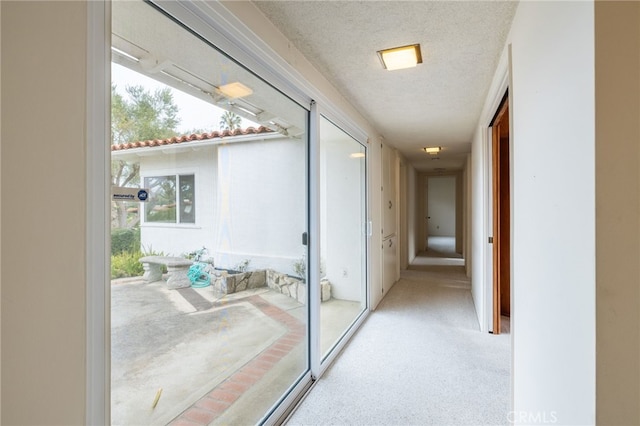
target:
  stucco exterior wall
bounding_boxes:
[129,136,307,277]
[137,146,218,257]
[215,138,306,275]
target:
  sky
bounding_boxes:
[111,63,257,134]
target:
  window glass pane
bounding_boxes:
[145,175,177,223]
[319,116,367,359]
[111,1,309,424]
[179,174,195,223]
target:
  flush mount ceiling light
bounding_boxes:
[218,82,253,98]
[423,146,442,155]
[377,44,422,71]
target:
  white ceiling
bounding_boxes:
[252,1,518,172]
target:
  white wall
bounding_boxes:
[399,159,408,269]
[320,124,366,301]
[464,154,472,277]
[472,1,595,423]
[138,147,218,257]
[119,132,307,279]
[455,171,463,253]
[407,163,418,264]
[369,138,384,308]
[216,138,306,275]
[417,173,427,252]
[471,125,488,331]
[427,176,456,237]
[510,3,595,422]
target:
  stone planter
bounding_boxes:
[211,268,332,304]
[212,270,266,294]
[266,270,331,303]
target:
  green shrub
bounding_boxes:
[111,227,140,255]
[110,246,168,279]
[111,250,144,279]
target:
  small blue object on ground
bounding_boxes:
[188,262,211,288]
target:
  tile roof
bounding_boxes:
[111,126,274,151]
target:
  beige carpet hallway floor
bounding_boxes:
[286,265,511,426]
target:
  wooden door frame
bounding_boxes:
[490,92,510,334]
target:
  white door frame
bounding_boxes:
[476,46,510,334]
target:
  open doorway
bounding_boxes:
[419,175,464,267]
[490,92,510,334]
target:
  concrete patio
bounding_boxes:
[111,275,361,425]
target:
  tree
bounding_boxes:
[112,84,179,145]
[219,110,242,131]
[111,84,180,228]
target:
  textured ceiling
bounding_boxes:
[253,1,518,172]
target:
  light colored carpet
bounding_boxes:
[286,266,511,426]
[417,236,464,266]
[405,264,469,285]
[426,236,462,258]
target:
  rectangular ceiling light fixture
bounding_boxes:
[377,44,422,71]
[423,146,442,155]
[218,82,253,98]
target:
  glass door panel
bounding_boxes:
[111,2,309,424]
[319,116,368,359]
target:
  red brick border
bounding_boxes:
[168,295,305,425]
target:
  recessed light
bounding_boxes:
[350,152,366,158]
[377,44,422,71]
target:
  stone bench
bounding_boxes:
[139,256,193,289]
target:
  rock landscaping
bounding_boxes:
[212,269,331,303]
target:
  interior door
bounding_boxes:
[491,93,510,334]
[382,143,397,239]
[427,175,456,238]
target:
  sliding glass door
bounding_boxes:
[108,1,371,423]
[319,116,368,360]
[111,2,309,424]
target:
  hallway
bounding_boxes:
[286,261,511,425]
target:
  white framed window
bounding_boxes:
[143,173,195,224]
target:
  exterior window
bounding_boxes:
[144,174,195,224]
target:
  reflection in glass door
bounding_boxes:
[110,1,309,424]
[319,116,368,359]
